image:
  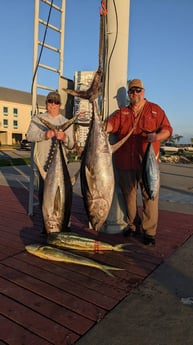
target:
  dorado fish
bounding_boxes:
[25,244,124,277]
[142,142,160,200]
[80,101,115,231]
[48,232,131,252]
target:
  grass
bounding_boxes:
[0,152,79,167]
[0,157,31,167]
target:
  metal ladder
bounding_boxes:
[28,0,66,215]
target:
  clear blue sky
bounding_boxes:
[0,0,193,142]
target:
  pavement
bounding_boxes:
[1,160,193,345]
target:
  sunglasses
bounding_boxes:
[129,87,143,94]
[47,99,61,105]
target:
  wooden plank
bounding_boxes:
[13,252,129,298]
[0,315,52,345]
[0,295,79,345]
[0,263,106,321]
[0,277,93,335]
[2,255,122,310]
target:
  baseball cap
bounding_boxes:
[128,79,144,90]
[46,91,61,104]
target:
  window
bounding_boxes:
[13,120,18,129]
[13,108,18,116]
[3,119,8,128]
[3,106,8,115]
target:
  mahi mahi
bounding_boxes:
[48,232,131,252]
[25,244,124,277]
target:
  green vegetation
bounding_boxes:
[0,152,79,167]
[0,157,31,167]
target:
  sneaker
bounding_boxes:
[143,234,156,246]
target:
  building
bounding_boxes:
[0,87,46,145]
[0,74,93,147]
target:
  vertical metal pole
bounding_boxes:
[28,0,40,216]
[59,0,65,85]
[103,0,130,233]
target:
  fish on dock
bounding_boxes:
[25,244,124,277]
[48,232,131,253]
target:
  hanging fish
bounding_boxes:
[37,116,77,233]
[42,140,72,233]
[142,142,160,200]
[80,101,115,231]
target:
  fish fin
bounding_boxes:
[102,265,125,277]
[34,142,46,180]
[113,243,132,252]
[155,152,159,160]
[110,127,135,154]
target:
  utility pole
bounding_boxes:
[103,0,130,233]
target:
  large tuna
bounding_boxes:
[80,101,115,231]
[37,116,77,233]
[42,139,72,233]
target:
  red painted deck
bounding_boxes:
[0,185,193,345]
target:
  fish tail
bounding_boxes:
[101,264,125,277]
[113,243,132,252]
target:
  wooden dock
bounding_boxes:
[0,185,193,345]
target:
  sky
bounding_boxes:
[0,0,193,143]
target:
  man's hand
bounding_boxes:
[147,132,157,142]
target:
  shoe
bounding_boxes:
[40,226,47,235]
[123,225,138,237]
[143,234,156,246]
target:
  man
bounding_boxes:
[27,91,74,232]
[106,79,173,245]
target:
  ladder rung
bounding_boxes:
[39,19,61,33]
[36,84,57,91]
[38,41,60,53]
[40,0,62,12]
[38,63,59,73]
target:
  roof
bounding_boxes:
[0,87,46,107]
